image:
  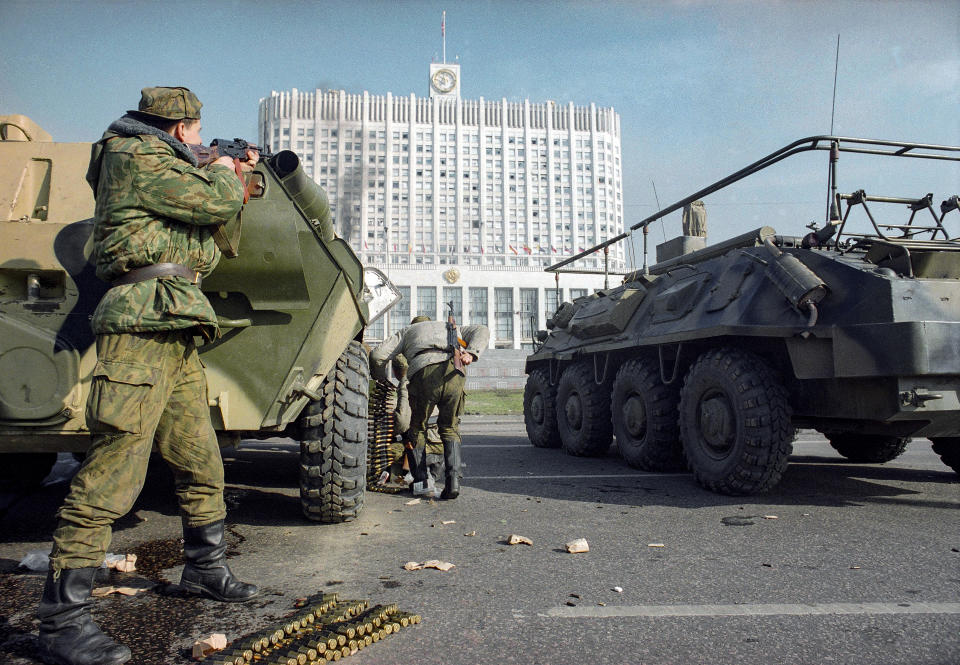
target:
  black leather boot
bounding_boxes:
[180,520,260,602]
[37,567,132,665]
[440,439,462,500]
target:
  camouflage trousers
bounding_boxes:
[50,330,225,572]
[407,358,466,447]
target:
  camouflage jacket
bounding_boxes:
[371,321,490,379]
[85,115,244,338]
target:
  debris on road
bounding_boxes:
[612,586,623,593]
[19,550,137,573]
[762,515,779,520]
[403,560,454,572]
[405,498,421,506]
[508,534,533,546]
[442,520,456,525]
[18,549,49,571]
[566,538,589,553]
[191,633,227,659]
[91,579,153,597]
[103,553,137,572]
[647,543,665,548]
[464,531,477,537]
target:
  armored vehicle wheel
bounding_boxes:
[299,340,369,523]
[556,361,613,456]
[0,453,57,491]
[524,368,561,448]
[679,348,793,495]
[611,358,684,471]
[826,433,910,463]
[930,438,960,475]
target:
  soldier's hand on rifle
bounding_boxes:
[212,155,235,169]
[461,353,474,367]
[238,149,259,172]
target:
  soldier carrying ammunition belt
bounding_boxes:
[371,316,489,499]
[36,86,260,665]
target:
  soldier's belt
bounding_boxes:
[112,263,201,287]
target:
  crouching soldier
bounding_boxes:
[371,316,489,499]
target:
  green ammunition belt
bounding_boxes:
[201,592,421,665]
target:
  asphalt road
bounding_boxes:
[1,416,958,665]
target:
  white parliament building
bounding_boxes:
[258,60,624,352]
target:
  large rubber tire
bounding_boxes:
[299,340,369,523]
[826,433,910,463]
[930,438,960,475]
[0,453,57,491]
[611,357,685,471]
[524,368,561,448]
[556,361,613,457]
[679,348,793,495]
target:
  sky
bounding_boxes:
[3,0,958,266]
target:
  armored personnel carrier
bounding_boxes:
[524,135,960,494]
[0,115,399,522]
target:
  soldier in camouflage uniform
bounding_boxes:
[37,87,259,665]
[371,317,489,499]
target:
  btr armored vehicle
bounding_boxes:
[524,136,960,494]
[0,115,399,522]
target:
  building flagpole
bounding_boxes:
[442,11,446,64]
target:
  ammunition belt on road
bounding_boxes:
[202,592,421,665]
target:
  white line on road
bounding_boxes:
[543,602,960,618]
[469,473,688,480]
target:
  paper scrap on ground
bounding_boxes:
[103,553,137,572]
[18,550,49,572]
[762,515,779,520]
[442,520,456,525]
[403,560,455,571]
[405,498,421,506]
[192,633,227,659]
[566,538,589,553]
[508,534,533,546]
[648,543,665,548]
[92,583,153,597]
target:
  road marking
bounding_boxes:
[543,602,960,618]
[469,473,688,480]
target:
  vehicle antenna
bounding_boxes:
[826,34,841,223]
[651,181,666,242]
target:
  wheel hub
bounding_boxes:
[564,392,583,430]
[530,393,544,424]
[623,394,647,438]
[698,390,735,456]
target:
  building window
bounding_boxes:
[469,287,488,327]
[494,288,514,341]
[417,286,437,321]
[390,286,411,335]
[519,288,538,342]
[364,316,384,343]
[443,286,463,322]
[569,288,588,301]
[545,287,563,319]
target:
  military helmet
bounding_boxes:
[129,86,202,121]
[410,315,431,324]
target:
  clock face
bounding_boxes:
[432,68,457,93]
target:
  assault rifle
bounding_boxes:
[189,138,271,167]
[446,301,467,374]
